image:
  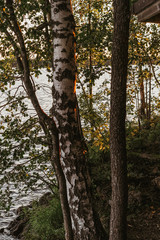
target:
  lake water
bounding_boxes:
[0,69,53,239]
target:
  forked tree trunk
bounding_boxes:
[5,2,73,239]
[50,1,104,239]
[5,0,105,239]
[109,1,130,240]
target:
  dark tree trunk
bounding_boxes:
[109,1,130,240]
[139,64,146,119]
[147,66,152,121]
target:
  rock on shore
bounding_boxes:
[7,192,52,239]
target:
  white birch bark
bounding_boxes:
[50,0,99,239]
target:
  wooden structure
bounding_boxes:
[132,0,160,23]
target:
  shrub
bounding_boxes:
[25,197,64,240]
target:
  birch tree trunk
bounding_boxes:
[5,1,73,239]
[109,1,130,240]
[4,0,106,239]
[50,1,103,239]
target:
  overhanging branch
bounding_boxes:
[6,0,57,132]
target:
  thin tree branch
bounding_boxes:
[149,60,160,86]
[6,0,57,131]
[140,43,160,86]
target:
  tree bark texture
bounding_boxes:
[5,0,106,239]
[109,1,130,240]
[5,1,73,240]
[50,1,101,239]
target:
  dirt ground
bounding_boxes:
[91,152,160,240]
[128,208,160,240]
[127,153,160,240]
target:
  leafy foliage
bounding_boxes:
[24,196,64,240]
[127,116,160,154]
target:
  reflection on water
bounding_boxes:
[0,70,53,239]
[0,183,48,239]
[0,234,18,240]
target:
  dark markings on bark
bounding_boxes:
[54,69,75,82]
[61,48,67,52]
[54,44,61,48]
[52,85,60,100]
[57,27,72,32]
[53,32,75,40]
[62,69,74,80]
[53,32,66,38]
[52,20,61,26]
[57,3,69,11]
[55,58,70,63]
[52,0,64,2]
[53,7,60,14]
[64,14,75,25]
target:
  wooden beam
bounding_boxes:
[137,1,160,22]
[133,0,156,14]
[132,0,160,23]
